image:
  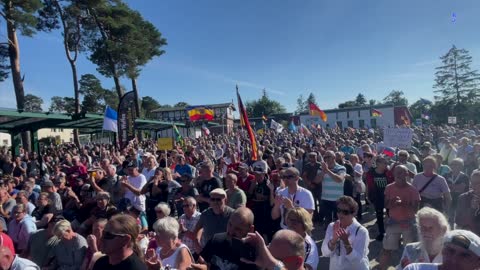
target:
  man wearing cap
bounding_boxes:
[41,180,62,213]
[403,229,480,270]
[120,161,147,213]
[193,188,234,249]
[302,152,322,220]
[251,160,273,241]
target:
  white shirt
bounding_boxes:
[141,167,157,181]
[278,186,314,229]
[321,219,370,270]
[305,234,319,270]
[403,263,439,270]
[124,174,147,211]
[397,242,442,270]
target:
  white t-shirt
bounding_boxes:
[305,234,319,270]
[124,174,147,211]
[278,186,315,229]
[141,167,157,181]
[403,263,439,270]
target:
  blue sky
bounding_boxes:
[0,0,479,113]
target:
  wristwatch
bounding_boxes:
[273,260,285,270]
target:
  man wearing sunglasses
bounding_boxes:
[272,168,314,230]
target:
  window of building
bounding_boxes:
[348,120,353,128]
[347,111,350,118]
[370,118,377,128]
[336,121,343,129]
[359,119,365,128]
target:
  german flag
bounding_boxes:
[371,109,383,117]
[187,106,214,121]
[309,102,327,122]
[237,86,258,161]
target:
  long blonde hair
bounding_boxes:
[107,214,143,259]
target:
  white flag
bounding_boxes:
[270,119,283,133]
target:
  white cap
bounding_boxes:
[444,229,480,257]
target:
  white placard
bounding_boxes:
[383,128,413,149]
[448,116,457,124]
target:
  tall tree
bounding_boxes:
[24,94,43,112]
[174,102,189,108]
[306,92,316,106]
[246,90,286,117]
[141,96,160,118]
[369,99,377,106]
[433,45,480,106]
[103,88,119,109]
[79,73,106,113]
[0,44,9,81]
[1,0,43,150]
[295,94,305,114]
[355,93,367,106]
[49,96,67,112]
[383,90,408,106]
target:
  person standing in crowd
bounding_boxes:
[193,188,234,249]
[366,155,393,241]
[178,197,201,259]
[444,158,469,225]
[321,196,370,270]
[412,156,451,213]
[48,220,87,270]
[141,155,157,181]
[196,162,223,212]
[41,180,63,214]
[398,207,450,269]
[251,162,273,240]
[0,189,15,219]
[302,152,322,221]
[31,192,55,229]
[145,217,193,270]
[236,163,255,206]
[272,167,314,229]
[174,174,199,217]
[191,207,256,270]
[121,161,147,214]
[8,204,36,255]
[380,165,421,270]
[285,208,319,270]
[140,167,167,230]
[92,215,147,270]
[174,155,193,180]
[225,173,247,209]
[319,151,347,226]
[349,154,365,221]
[0,246,39,270]
[403,230,480,270]
[455,170,480,235]
[394,150,418,177]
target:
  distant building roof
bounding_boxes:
[151,102,236,113]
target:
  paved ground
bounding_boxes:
[311,205,402,270]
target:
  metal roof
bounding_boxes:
[0,108,185,133]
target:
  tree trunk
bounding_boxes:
[70,61,81,147]
[6,1,30,151]
[131,78,143,140]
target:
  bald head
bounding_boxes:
[268,230,305,270]
[0,246,14,270]
[232,206,254,226]
[227,207,254,239]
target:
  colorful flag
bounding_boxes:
[371,109,383,117]
[300,123,312,136]
[237,86,258,161]
[186,106,214,121]
[288,121,297,132]
[201,124,210,136]
[383,147,395,157]
[173,124,183,143]
[270,119,283,133]
[102,106,118,132]
[309,102,327,122]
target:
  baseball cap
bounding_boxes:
[210,188,227,198]
[252,160,268,174]
[444,229,480,257]
[126,161,137,168]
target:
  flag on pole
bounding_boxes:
[102,106,118,132]
[300,124,312,136]
[371,109,383,117]
[173,124,183,144]
[288,121,297,132]
[270,119,283,133]
[309,102,327,122]
[237,86,258,161]
[201,124,211,136]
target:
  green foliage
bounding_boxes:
[79,73,107,113]
[24,94,43,111]
[1,0,43,36]
[49,96,76,113]
[383,90,408,106]
[433,45,480,106]
[338,93,370,108]
[355,93,367,106]
[409,99,431,120]
[103,88,119,109]
[0,44,9,81]
[246,92,286,117]
[141,96,160,117]
[294,92,316,114]
[174,102,189,108]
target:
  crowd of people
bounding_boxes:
[0,123,480,270]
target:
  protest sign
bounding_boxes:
[157,138,173,150]
[383,128,413,149]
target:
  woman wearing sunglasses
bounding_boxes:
[321,196,370,270]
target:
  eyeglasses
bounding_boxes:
[210,198,223,202]
[102,231,128,240]
[336,208,353,215]
[282,174,296,180]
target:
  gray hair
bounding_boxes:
[154,202,171,216]
[53,220,72,238]
[153,216,179,240]
[449,158,464,168]
[416,207,450,235]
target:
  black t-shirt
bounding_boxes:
[92,253,147,270]
[198,177,223,211]
[200,232,258,270]
[31,204,54,222]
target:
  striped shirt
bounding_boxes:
[322,164,346,201]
